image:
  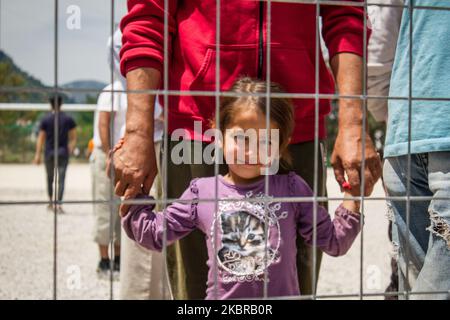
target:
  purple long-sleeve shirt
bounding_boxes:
[122,172,361,299]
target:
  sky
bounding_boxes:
[0,0,127,86]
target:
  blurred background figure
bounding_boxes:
[90,27,170,296]
[119,98,169,299]
[86,138,94,159]
[90,29,127,279]
[33,95,77,213]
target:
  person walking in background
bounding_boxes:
[91,53,127,278]
[33,95,77,213]
[119,97,170,299]
[86,138,94,159]
[90,28,129,278]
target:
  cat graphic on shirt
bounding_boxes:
[219,210,275,275]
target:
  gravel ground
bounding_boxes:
[0,163,392,300]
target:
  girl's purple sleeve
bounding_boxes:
[289,173,361,257]
[121,178,199,252]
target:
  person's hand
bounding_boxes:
[331,126,382,197]
[106,134,157,217]
[342,190,361,213]
[33,154,41,165]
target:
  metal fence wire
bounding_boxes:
[0,0,449,300]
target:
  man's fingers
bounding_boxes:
[111,147,126,184]
[332,157,346,189]
[360,157,382,196]
[346,168,361,195]
[120,184,140,217]
[119,203,130,218]
[363,166,374,196]
[369,157,383,183]
[112,156,123,185]
[123,183,140,200]
[115,180,129,197]
[142,175,154,195]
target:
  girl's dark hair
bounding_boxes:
[215,77,294,170]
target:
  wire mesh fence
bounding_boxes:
[0,0,449,300]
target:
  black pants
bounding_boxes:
[44,155,69,201]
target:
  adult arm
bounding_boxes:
[99,111,112,153]
[68,128,77,155]
[330,53,382,196]
[112,0,177,215]
[321,0,382,196]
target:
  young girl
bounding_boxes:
[121,78,361,299]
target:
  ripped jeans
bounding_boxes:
[384,152,450,299]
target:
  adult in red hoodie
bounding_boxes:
[113,0,381,299]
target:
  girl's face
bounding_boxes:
[222,105,279,181]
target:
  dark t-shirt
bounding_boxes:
[39,112,76,159]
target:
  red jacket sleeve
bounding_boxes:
[321,0,371,60]
[119,0,178,77]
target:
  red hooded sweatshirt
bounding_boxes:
[120,0,369,144]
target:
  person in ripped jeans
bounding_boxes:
[370,0,450,299]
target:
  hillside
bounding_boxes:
[62,79,106,104]
[0,50,98,162]
[0,50,48,103]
